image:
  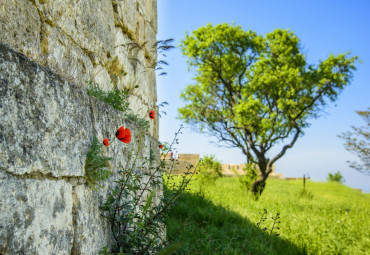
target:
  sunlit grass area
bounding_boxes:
[164,176,370,255]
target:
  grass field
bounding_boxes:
[164,176,370,255]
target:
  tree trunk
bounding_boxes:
[251,176,267,199]
[250,162,272,199]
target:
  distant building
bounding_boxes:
[221,163,283,179]
[160,153,283,179]
[285,177,310,181]
[221,163,246,176]
[160,153,199,175]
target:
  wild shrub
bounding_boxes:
[327,171,345,183]
[196,155,222,188]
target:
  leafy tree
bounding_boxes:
[178,23,358,198]
[338,108,370,175]
[327,171,345,183]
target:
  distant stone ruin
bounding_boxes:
[161,153,199,175]
[161,153,284,179]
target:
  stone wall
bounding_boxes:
[0,24,160,255]
[178,154,200,167]
[0,0,158,138]
[160,154,199,175]
[221,163,282,179]
[221,164,245,176]
[0,1,161,253]
[161,154,283,179]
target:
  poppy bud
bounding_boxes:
[103,138,109,147]
[149,110,155,119]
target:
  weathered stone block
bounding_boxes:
[35,0,116,60]
[0,172,73,255]
[0,43,93,177]
[113,27,138,90]
[138,0,157,30]
[137,13,146,45]
[41,23,94,88]
[144,22,158,60]
[0,0,43,62]
[117,0,138,37]
[71,185,114,254]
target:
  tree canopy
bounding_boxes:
[339,109,370,175]
[178,23,358,197]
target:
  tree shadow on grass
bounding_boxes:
[164,186,307,255]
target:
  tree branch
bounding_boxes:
[267,121,301,173]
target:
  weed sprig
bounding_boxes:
[257,209,281,236]
[256,209,281,254]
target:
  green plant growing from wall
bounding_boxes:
[87,83,131,113]
[116,38,175,77]
[87,84,150,131]
[85,136,113,190]
[152,39,175,76]
[125,111,150,131]
[156,101,169,118]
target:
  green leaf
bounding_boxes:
[143,190,156,215]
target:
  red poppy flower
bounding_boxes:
[159,144,163,149]
[115,126,131,144]
[149,110,155,119]
[103,138,110,147]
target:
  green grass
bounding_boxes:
[164,177,370,255]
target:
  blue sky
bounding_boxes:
[156,0,370,193]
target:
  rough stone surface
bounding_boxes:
[0,0,158,138]
[41,23,95,89]
[71,185,113,254]
[0,43,93,177]
[0,172,73,255]
[0,43,162,254]
[0,0,43,62]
